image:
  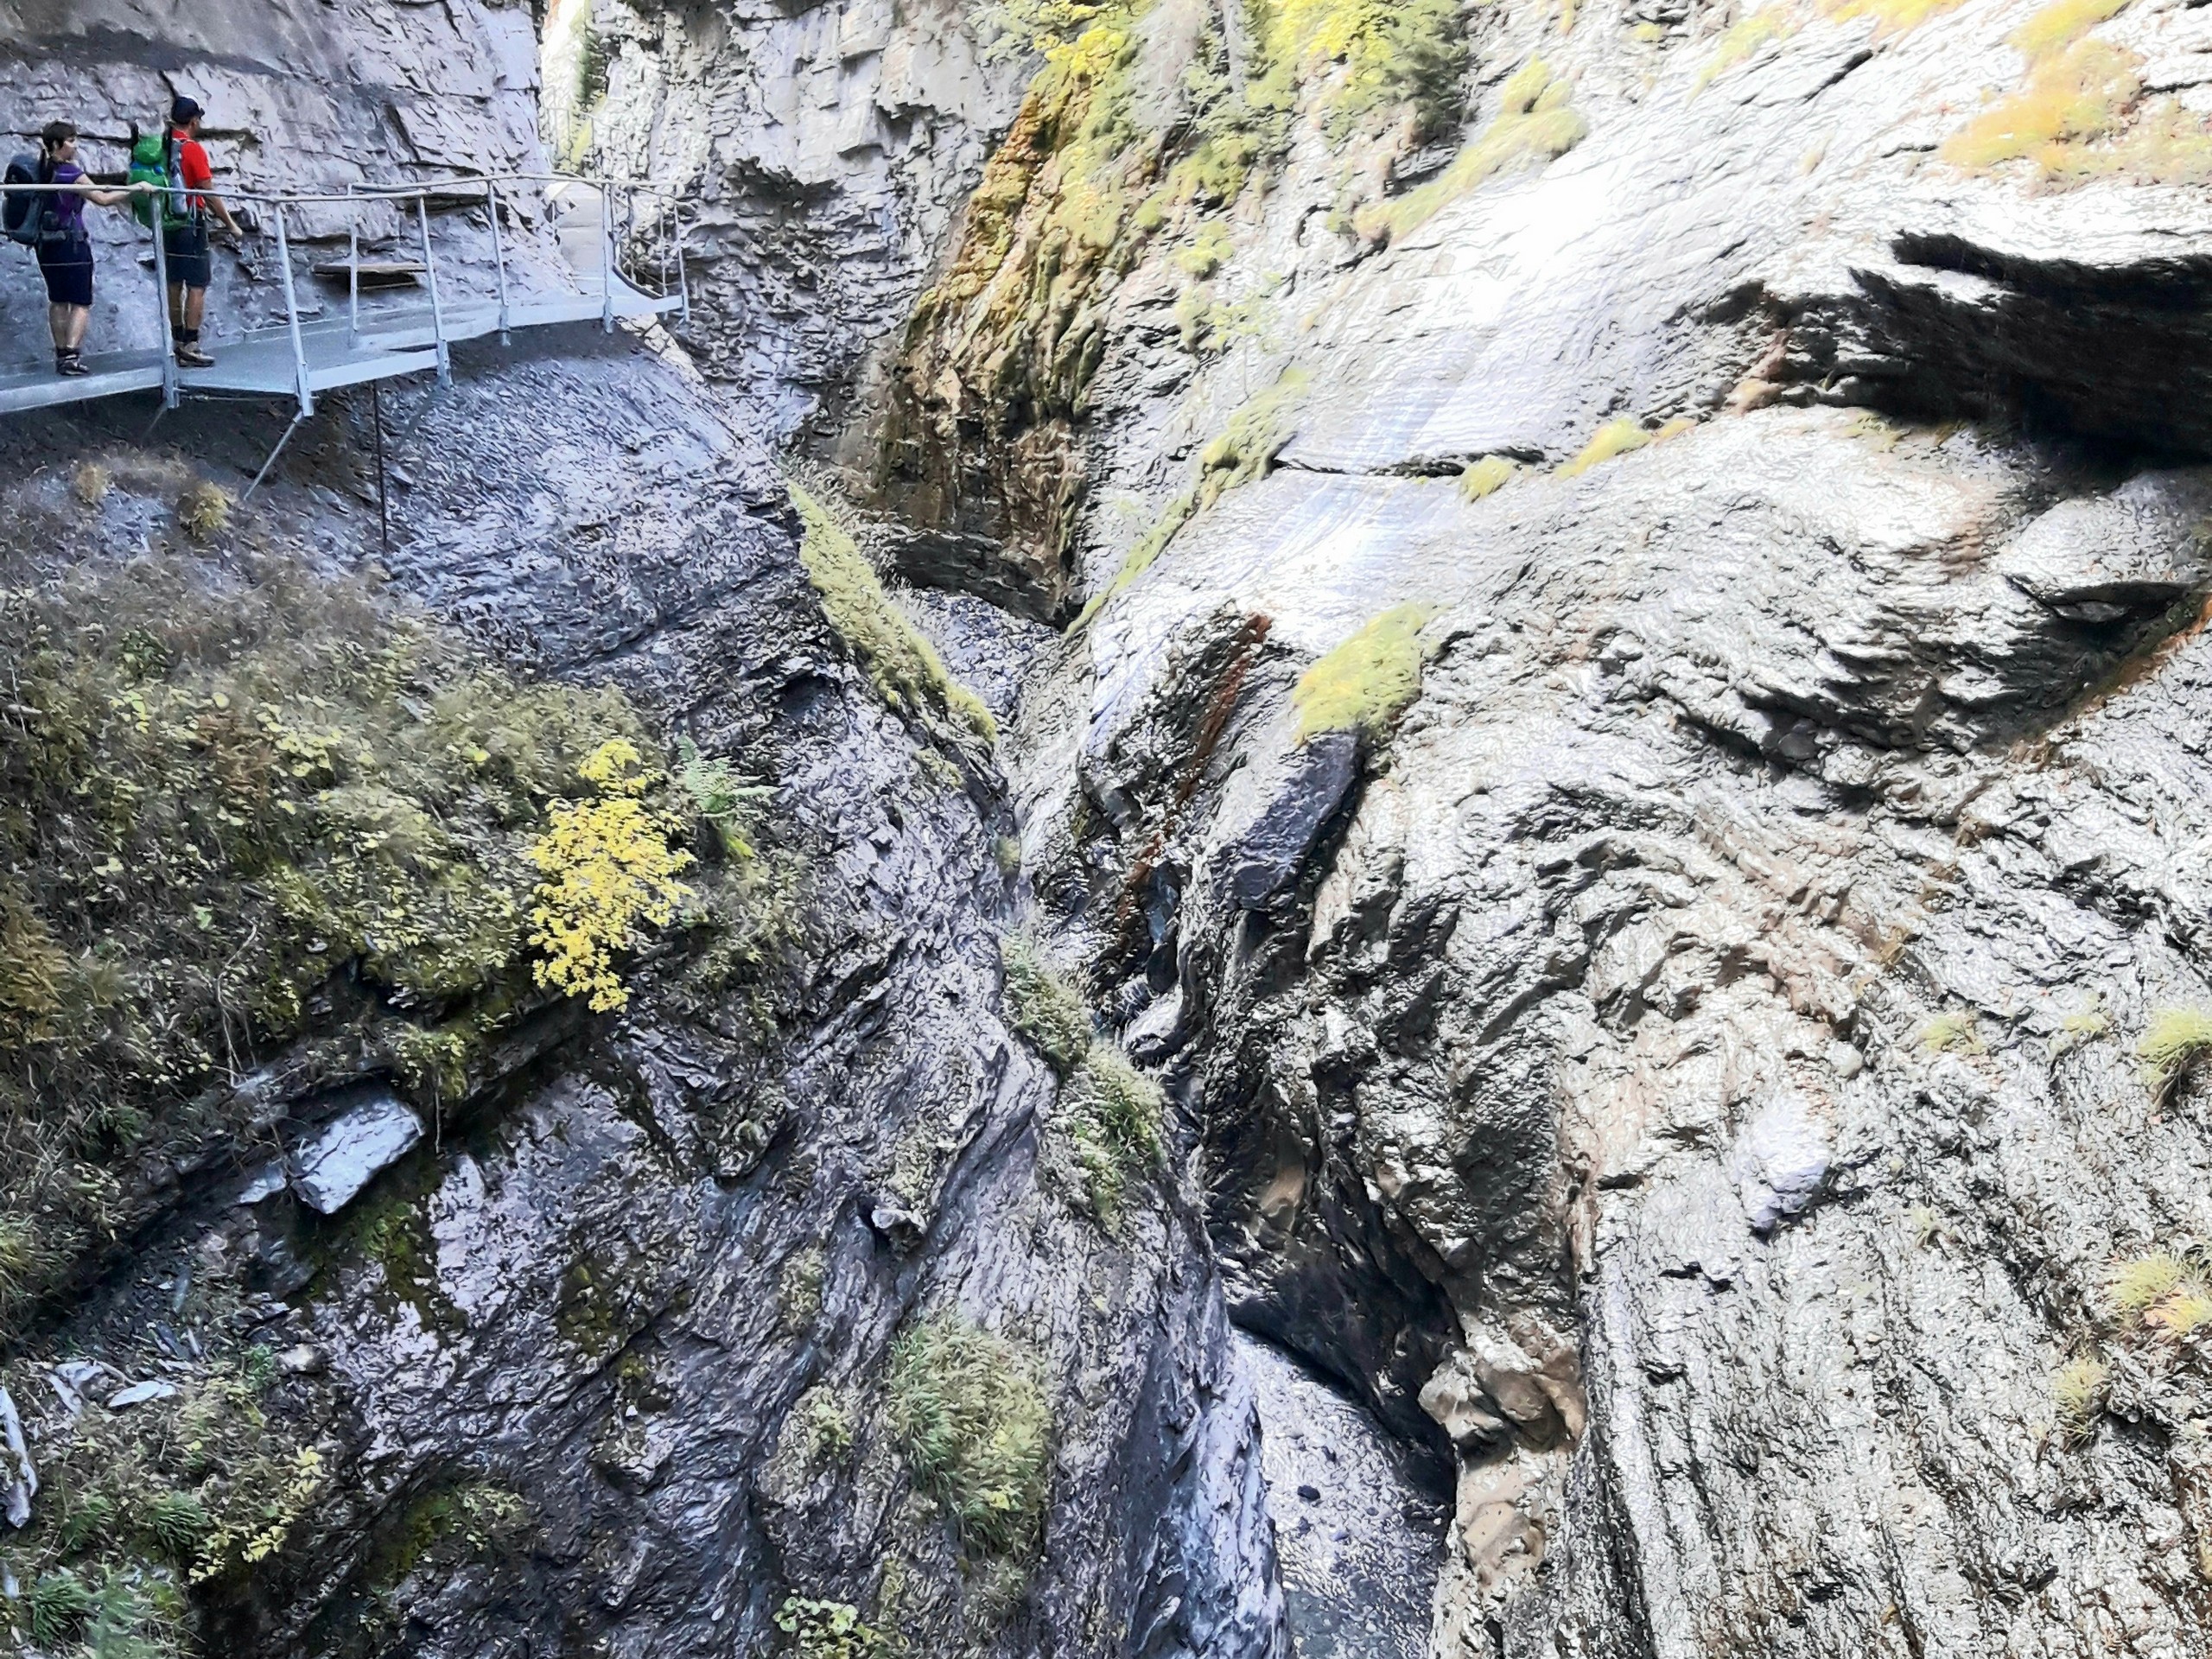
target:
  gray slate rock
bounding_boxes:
[289,1091,424,1217]
[1220,730,1359,910]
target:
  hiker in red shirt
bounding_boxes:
[161,97,243,369]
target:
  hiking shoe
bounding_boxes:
[175,345,214,368]
[55,354,88,378]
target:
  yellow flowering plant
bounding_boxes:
[526,739,694,1013]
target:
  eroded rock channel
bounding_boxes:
[8,0,2212,1656]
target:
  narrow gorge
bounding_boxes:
[4,1,2212,1656]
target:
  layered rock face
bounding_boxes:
[866,0,2212,1652]
[559,0,1026,442]
[0,6,1286,1659]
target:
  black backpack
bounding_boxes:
[3,152,47,246]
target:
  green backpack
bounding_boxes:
[124,129,195,230]
[125,130,166,228]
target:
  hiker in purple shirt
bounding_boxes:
[35,121,140,378]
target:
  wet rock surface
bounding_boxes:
[1240,1332,1450,1659]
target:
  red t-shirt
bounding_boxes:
[168,131,212,207]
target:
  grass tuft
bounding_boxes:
[2107,1252,2188,1317]
[175,481,230,543]
[1291,602,1433,744]
[886,1316,1052,1557]
[1063,1044,1164,1224]
[2145,1291,2212,1339]
[1459,455,1520,500]
[2050,1353,2108,1430]
[2137,1006,2212,1087]
[1002,936,1092,1077]
[1559,418,1651,478]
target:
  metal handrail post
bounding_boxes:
[150,207,179,408]
[274,206,314,419]
[347,205,360,346]
[416,194,451,385]
[600,182,615,332]
[486,181,512,344]
[677,201,690,327]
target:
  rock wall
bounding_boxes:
[563,0,1027,442]
[0,4,1293,1657]
[875,0,2212,1651]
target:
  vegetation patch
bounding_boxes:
[1459,455,1521,501]
[0,552,723,1332]
[1353,58,1585,245]
[1559,417,1653,477]
[886,1316,1052,1557]
[2050,1352,2107,1434]
[2138,1006,2212,1090]
[1942,22,2212,188]
[0,1340,327,1656]
[1062,1045,1165,1224]
[1292,602,1434,744]
[791,485,996,745]
[1916,1010,1985,1054]
[1695,10,1798,92]
[2012,0,2132,62]
[775,1596,887,1659]
[1001,937,1162,1223]
[1002,936,1094,1077]
[1077,369,1310,627]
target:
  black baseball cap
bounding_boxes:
[169,96,202,125]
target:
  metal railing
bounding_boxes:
[0,168,691,425]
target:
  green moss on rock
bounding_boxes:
[791,485,996,745]
[1292,603,1434,743]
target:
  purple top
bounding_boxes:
[44,161,86,238]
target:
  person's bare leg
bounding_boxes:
[65,306,89,352]
[184,288,207,336]
[48,301,67,352]
[168,282,185,338]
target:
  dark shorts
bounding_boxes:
[37,238,92,308]
[162,222,211,291]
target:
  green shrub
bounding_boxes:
[1002,937,1092,1077]
[1292,603,1433,743]
[0,553,693,1328]
[791,485,996,745]
[775,1596,883,1659]
[886,1316,1052,1556]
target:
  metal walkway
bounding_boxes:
[0,171,688,442]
